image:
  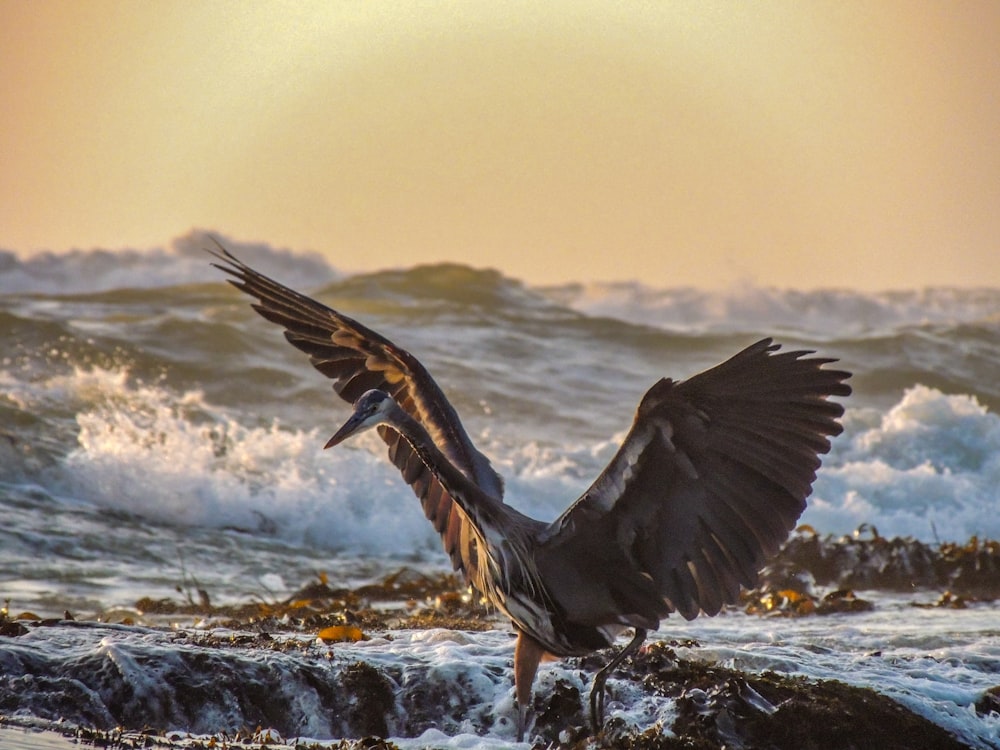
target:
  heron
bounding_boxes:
[211,247,851,740]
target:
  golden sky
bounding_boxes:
[2,1,998,289]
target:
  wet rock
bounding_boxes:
[974,685,1000,717]
[533,678,585,742]
[582,644,971,750]
[742,586,874,618]
[4,546,995,749]
[341,661,395,737]
[817,588,875,614]
[0,673,116,728]
[0,620,29,637]
[0,620,980,750]
[770,528,1000,599]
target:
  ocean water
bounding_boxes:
[1,231,999,747]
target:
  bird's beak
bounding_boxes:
[324,413,364,449]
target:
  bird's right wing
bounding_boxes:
[211,246,504,584]
[542,339,851,623]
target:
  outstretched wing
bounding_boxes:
[543,338,850,622]
[211,246,504,584]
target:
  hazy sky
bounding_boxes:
[2,1,998,289]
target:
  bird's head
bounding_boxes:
[325,389,395,449]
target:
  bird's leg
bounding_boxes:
[514,628,545,742]
[589,627,647,734]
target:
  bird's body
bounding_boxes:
[326,389,621,656]
[212,247,851,740]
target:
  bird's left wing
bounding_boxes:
[211,247,505,583]
[542,338,850,622]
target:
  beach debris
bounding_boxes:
[318,625,367,643]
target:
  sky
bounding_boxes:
[2,1,999,290]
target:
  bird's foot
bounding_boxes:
[588,627,648,734]
[515,700,531,742]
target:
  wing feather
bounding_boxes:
[688,546,724,616]
[700,524,746,599]
[699,509,760,588]
[211,246,506,586]
[544,338,850,621]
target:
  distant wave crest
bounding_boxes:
[544,280,1000,338]
[0,230,337,295]
[4,231,997,340]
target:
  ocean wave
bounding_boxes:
[544,280,1000,338]
[5,230,997,340]
[0,230,336,295]
[5,359,995,549]
[807,385,1000,541]
[3,232,999,556]
[15,365,440,556]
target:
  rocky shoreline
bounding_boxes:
[2,531,998,749]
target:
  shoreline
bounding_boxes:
[2,532,998,749]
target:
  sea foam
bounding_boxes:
[807,385,1000,541]
[56,364,443,556]
[39,361,1000,551]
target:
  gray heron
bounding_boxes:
[211,247,851,740]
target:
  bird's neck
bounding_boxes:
[391,407,518,547]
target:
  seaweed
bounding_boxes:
[3,533,996,748]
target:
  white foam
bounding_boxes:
[51,365,441,556]
[43,361,1000,551]
[805,385,1000,541]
